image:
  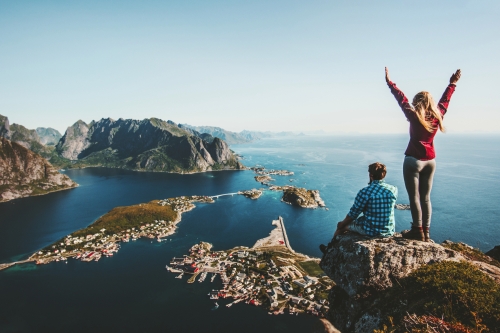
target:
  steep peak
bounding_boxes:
[65,120,90,135]
[57,120,91,160]
[147,117,164,126]
[10,123,42,147]
[74,119,88,126]
[0,114,11,140]
[36,127,62,146]
[93,118,117,127]
[147,118,191,137]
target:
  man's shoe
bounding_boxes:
[423,227,430,242]
[319,244,328,254]
[402,227,425,241]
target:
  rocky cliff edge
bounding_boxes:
[319,232,500,332]
[0,138,77,202]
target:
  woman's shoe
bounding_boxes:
[423,227,430,242]
[402,226,425,241]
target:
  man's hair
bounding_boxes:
[368,162,387,180]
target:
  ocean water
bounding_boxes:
[0,134,499,332]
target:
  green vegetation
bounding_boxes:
[298,261,324,277]
[51,144,239,173]
[443,242,500,269]
[378,261,500,332]
[149,118,187,137]
[72,200,178,237]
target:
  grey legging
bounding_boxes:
[403,156,436,228]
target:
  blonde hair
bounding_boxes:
[412,91,445,133]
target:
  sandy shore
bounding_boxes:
[252,217,287,249]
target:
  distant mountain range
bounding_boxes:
[0,113,305,201]
[55,117,243,173]
[181,124,301,145]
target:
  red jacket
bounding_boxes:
[388,81,456,160]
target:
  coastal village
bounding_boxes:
[27,195,215,265]
[166,217,334,318]
[0,165,329,271]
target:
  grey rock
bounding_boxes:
[0,137,77,202]
[56,120,91,160]
[9,123,42,150]
[56,117,243,173]
[486,245,500,262]
[0,114,11,140]
[319,232,464,332]
[36,127,62,145]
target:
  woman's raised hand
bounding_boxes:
[385,67,391,83]
[450,69,461,85]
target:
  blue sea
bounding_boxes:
[1,134,499,332]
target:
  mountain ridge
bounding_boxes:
[55,117,244,173]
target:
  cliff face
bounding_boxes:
[319,233,500,332]
[0,138,77,202]
[9,123,44,151]
[56,120,91,160]
[281,187,325,208]
[56,118,243,173]
[0,115,63,165]
[0,115,11,140]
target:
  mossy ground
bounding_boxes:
[298,261,325,277]
[377,261,500,332]
[443,242,500,268]
[71,200,178,238]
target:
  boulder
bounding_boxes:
[319,232,464,332]
[486,245,500,262]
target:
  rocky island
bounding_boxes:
[251,166,294,178]
[238,189,263,200]
[250,166,325,208]
[281,187,325,208]
[255,175,273,183]
[394,203,410,210]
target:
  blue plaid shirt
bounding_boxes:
[347,180,398,237]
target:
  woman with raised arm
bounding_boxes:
[385,67,461,241]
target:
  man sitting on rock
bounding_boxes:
[320,162,397,253]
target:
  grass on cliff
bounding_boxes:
[378,261,500,332]
[298,261,325,277]
[72,201,178,237]
[443,242,500,269]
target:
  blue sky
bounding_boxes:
[1,1,499,134]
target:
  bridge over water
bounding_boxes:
[210,193,239,199]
